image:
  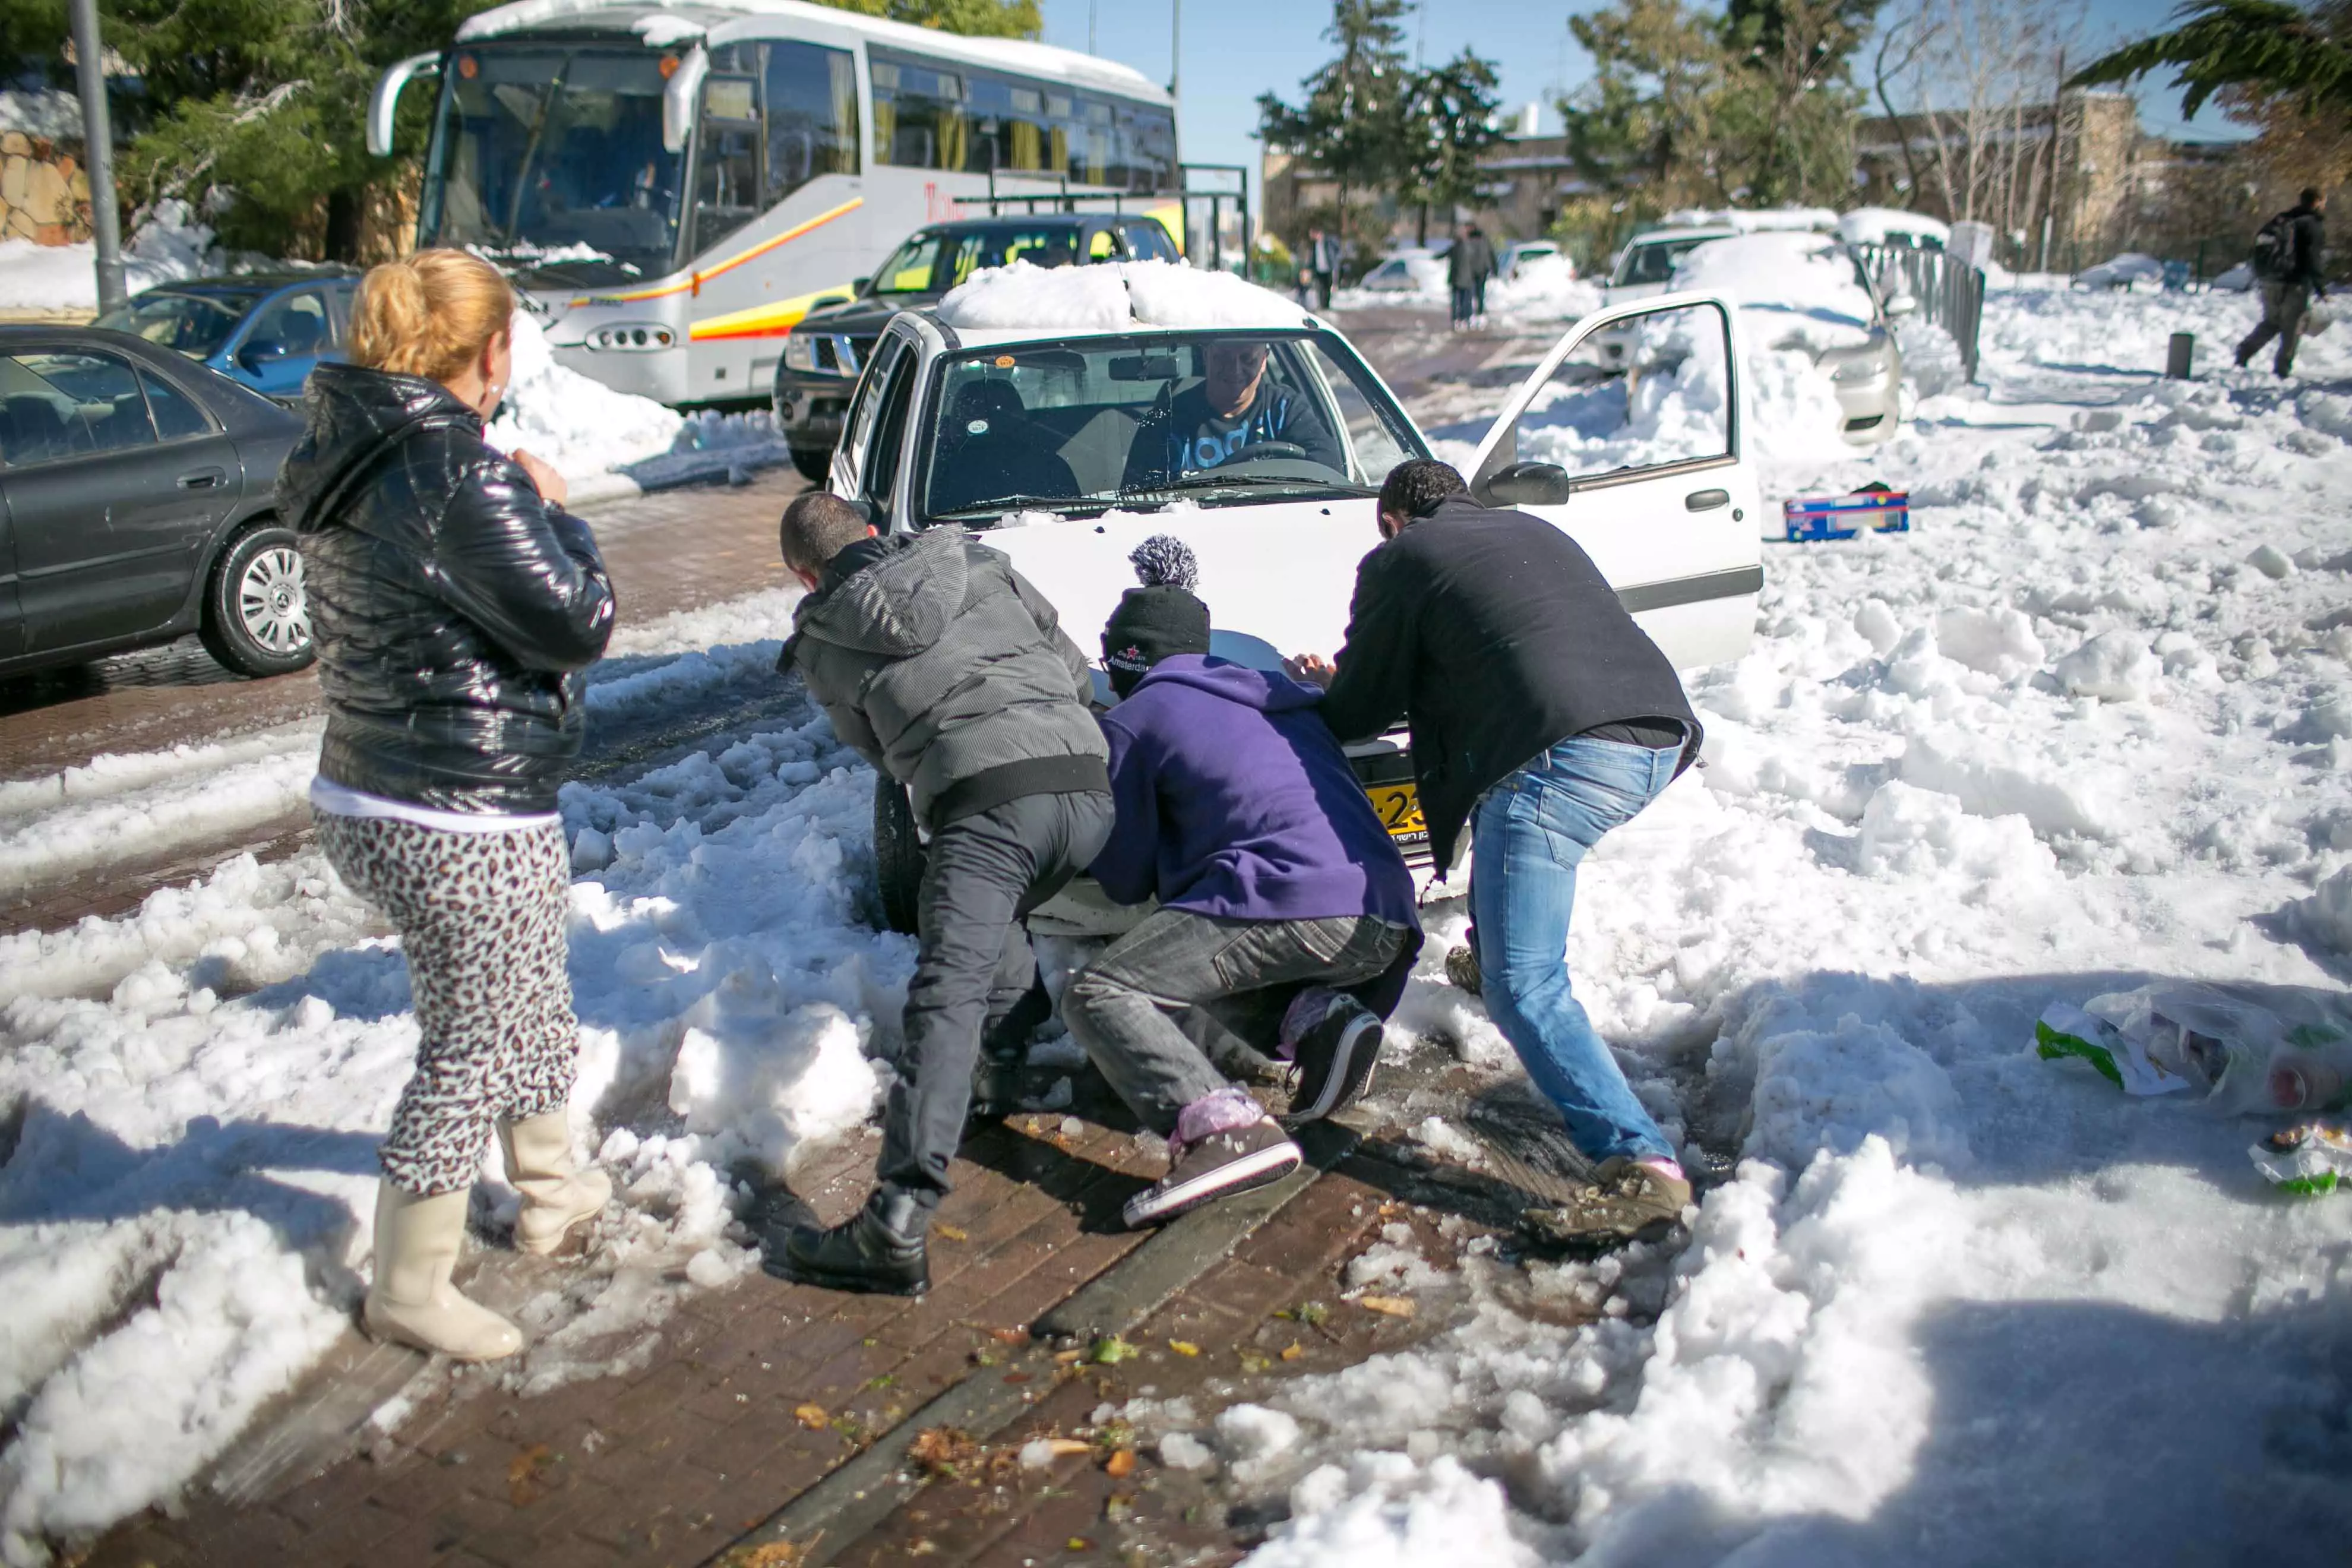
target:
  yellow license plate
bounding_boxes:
[1365,782,1428,843]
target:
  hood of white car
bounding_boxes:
[973,497,1384,671]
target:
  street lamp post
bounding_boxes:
[68,0,126,314]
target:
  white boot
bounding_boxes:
[497,1112,612,1256]
[363,1183,524,1361]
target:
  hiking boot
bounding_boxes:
[1520,1156,1692,1249]
[1445,943,1483,996]
[778,1188,930,1296]
[1124,1117,1301,1229]
[1281,990,1384,1124]
[968,1048,1025,1124]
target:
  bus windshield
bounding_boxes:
[421,46,685,284]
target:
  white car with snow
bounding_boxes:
[1592,226,1737,366]
[817,261,1765,934]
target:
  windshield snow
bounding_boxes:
[918,331,1420,521]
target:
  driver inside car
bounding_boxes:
[1122,340,1345,488]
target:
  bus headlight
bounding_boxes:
[586,323,676,352]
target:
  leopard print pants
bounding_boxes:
[315,811,580,1197]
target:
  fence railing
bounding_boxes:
[1850,242,1987,384]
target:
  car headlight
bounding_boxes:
[783,336,820,372]
[1829,349,1891,384]
[584,323,676,352]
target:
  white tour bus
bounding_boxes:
[369,0,1181,406]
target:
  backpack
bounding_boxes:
[2251,208,2296,280]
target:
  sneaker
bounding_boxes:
[1124,1117,1301,1229]
[1282,992,1384,1123]
[1520,1156,1692,1248]
[1445,943,1483,996]
[777,1188,930,1296]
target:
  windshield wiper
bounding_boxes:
[1120,472,1370,498]
[930,494,1117,523]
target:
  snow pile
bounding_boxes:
[1838,208,1951,248]
[0,201,222,314]
[1671,231,1877,354]
[1662,206,1839,233]
[1482,254,1602,324]
[934,260,1308,334]
[486,308,683,479]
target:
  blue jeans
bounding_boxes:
[1469,734,1682,1164]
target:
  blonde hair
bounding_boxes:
[348,249,515,383]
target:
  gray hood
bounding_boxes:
[793,528,972,658]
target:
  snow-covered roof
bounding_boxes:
[1669,230,1876,347]
[1661,206,1838,234]
[1839,207,1951,246]
[1625,226,1740,246]
[933,260,1311,337]
[456,0,1169,102]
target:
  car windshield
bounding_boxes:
[868,226,1102,296]
[94,290,260,358]
[420,46,685,284]
[1614,237,1716,287]
[918,330,1422,522]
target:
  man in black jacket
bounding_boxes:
[2238,187,2327,377]
[776,492,1113,1294]
[1287,460,1702,1246]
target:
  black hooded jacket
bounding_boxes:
[280,363,616,815]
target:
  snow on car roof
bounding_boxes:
[1671,230,1876,347]
[1662,206,1839,233]
[1626,226,1739,245]
[458,0,1167,98]
[1839,207,1952,246]
[934,260,1313,338]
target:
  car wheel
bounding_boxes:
[198,523,315,677]
[872,777,925,935]
[791,446,833,483]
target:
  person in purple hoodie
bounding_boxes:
[1067,538,1423,1229]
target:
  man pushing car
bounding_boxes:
[1067,537,1422,1228]
[1288,459,1703,1248]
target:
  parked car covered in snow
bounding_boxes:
[1498,240,1568,282]
[1838,207,1949,251]
[0,326,312,678]
[1593,226,1737,365]
[815,260,1765,932]
[1668,230,1912,445]
[2074,252,2167,291]
[1355,246,1450,294]
[93,272,358,407]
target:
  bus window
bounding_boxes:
[873,52,969,171]
[764,42,858,200]
[693,72,763,254]
[966,76,1053,173]
[1116,104,1174,192]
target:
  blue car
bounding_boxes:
[93,272,358,404]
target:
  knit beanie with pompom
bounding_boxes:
[1101,534,1210,696]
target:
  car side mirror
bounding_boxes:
[240,339,291,371]
[1885,294,1918,319]
[1485,461,1573,507]
[852,276,872,295]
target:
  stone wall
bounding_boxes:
[0,132,94,246]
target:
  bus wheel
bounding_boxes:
[791,447,832,483]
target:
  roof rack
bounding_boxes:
[951,163,1253,271]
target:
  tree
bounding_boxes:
[2068,0,2352,119]
[1399,48,1504,244]
[1257,0,1414,250]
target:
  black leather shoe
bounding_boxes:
[779,1189,930,1296]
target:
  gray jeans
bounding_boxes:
[1064,908,1413,1134]
[881,789,1114,1206]
[2238,280,2312,374]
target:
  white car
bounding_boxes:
[821,262,1764,934]
[1497,240,1568,282]
[1357,248,1450,295]
[1592,227,1737,366]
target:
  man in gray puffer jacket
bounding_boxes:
[774,492,1112,1294]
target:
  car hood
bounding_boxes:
[975,497,1382,672]
[796,296,927,337]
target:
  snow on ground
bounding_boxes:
[4,279,2351,1560]
[0,202,228,313]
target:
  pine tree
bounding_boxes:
[1257,0,1415,251]
[1401,49,1505,244]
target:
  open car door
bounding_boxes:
[1466,290,1763,670]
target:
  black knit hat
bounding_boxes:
[1102,535,1209,696]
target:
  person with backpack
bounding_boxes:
[1065,538,1422,1229]
[1447,223,1496,330]
[2237,187,2328,377]
[773,492,1114,1295]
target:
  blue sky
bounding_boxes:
[1033,0,2240,208]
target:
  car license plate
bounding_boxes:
[1365,782,1427,846]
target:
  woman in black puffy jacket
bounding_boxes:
[279,249,616,1361]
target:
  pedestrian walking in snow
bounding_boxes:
[1286,460,1703,1247]
[1305,228,1341,311]
[1446,222,1488,331]
[1067,538,1422,1229]
[775,493,1112,1294]
[280,249,618,1361]
[2237,187,2328,377]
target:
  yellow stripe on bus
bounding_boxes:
[568,197,864,305]
[689,284,859,341]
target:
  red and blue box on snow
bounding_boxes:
[1782,488,1911,542]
